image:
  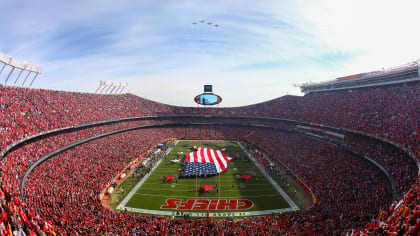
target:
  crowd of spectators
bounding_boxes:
[0,81,418,235]
[355,177,420,235]
[346,134,417,198]
[245,130,394,233]
[168,83,419,157]
[0,127,391,234]
[0,85,174,150]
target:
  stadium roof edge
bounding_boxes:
[298,59,420,94]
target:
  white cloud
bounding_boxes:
[1,0,419,107]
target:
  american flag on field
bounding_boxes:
[182,147,233,176]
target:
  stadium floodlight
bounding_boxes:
[117,83,128,94]
[109,82,121,94]
[109,84,116,94]
[99,84,108,94]
[95,80,106,93]
[109,82,127,94]
[0,51,42,74]
[119,83,128,94]
[103,82,114,94]
[114,83,121,94]
[95,80,127,94]
[0,51,42,87]
[114,85,122,94]
[99,81,112,94]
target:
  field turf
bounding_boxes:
[120,140,292,215]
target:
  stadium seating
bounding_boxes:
[0,81,418,235]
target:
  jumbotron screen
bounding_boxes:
[194,93,222,106]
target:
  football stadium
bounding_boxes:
[1,1,419,235]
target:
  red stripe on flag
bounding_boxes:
[199,148,205,162]
[193,151,198,162]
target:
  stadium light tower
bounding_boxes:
[112,82,127,94]
[118,83,128,94]
[0,51,42,87]
[99,81,112,94]
[111,82,128,94]
[119,84,127,94]
[114,83,123,94]
[109,82,120,94]
[103,82,114,94]
[95,81,127,94]
[95,80,106,93]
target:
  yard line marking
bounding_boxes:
[117,140,178,210]
[236,141,299,211]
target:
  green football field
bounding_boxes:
[116,140,297,217]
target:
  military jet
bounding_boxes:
[214,24,219,27]
[207,22,213,25]
[192,22,197,25]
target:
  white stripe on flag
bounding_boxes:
[213,151,225,172]
[209,150,222,172]
[203,148,210,163]
[199,148,206,163]
[216,150,228,171]
[193,151,200,163]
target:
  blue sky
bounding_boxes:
[1,0,419,106]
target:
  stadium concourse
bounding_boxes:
[0,81,419,235]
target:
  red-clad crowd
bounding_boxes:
[245,131,394,233]
[0,85,174,150]
[1,128,387,234]
[168,83,419,157]
[346,134,417,198]
[0,81,418,235]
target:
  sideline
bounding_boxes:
[117,140,178,210]
[236,141,299,211]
